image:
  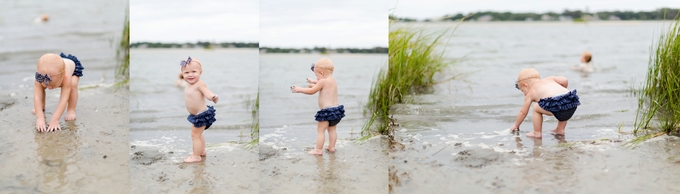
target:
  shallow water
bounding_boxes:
[389,21,680,192]
[259,53,389,193]
[130,48,258,132]
[0,0,127,90]
[129,48,259,193]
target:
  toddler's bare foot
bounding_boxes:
[549,128,565,135]
[308,149,323,156]
[325,147,336,153]
[183,155,202,163]
[526,131,542,138]
[65,110,77,120]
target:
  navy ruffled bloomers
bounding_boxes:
[187,105,217,130]
[315,105,345,126]
[60,53,84,77]
[538,89,580,121]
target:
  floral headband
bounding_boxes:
[310,63,315,72]
[35,72,52,85]
[180,56,192,67]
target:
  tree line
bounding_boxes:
[260,47,387,54]
[391,8,679,22]
[130,41,259,49]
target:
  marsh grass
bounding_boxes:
[362,23,459,136]
[115,10,129,87]
[632,14,680,144]
[245,91,260,149]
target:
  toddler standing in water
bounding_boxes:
[510,68,580,138]
[571,51,593,73]
[33,53,84,132]
[180,57,219,163]
[291,58,345,156]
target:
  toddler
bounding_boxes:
[33,53,84,132]
[291,58,345,155]
[180,56,219,163]
[510,68,580,138]
[570,51,593,73]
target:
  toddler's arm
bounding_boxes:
[548,76,569,88]
[33,82,47,131]
[48,75,72,131]
[510,95,533,131]
[293,79,325,95]
[199,82,218,104]
[306,78,318,84]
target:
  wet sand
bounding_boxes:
[259,136,388,194]
[390,135,680,193]
[0,86,129,193]
[130,141,258,193]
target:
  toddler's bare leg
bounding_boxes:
[326,125,337,152]
[309,121,329,155]
[526,104,545,138]
[65,76,79,120]
[184,126,205,163]
[550,121,567,135]
[200,134,206,156]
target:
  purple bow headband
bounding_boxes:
[180,56,192,67]
[35,72,51,85]
[310,63,315,72]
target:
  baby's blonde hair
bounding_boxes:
[517,68,540,84]
[37,53,65,76]
[582,51,592,63]
[314,58,334,73]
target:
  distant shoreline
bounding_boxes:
[130,42,387,54]
[259,47,387,54]
[392,8,679,22]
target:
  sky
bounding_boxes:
[389,0,680,20]
[259,0,388,48]
[130,0,258,43]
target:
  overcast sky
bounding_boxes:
[390,0,680,20]
[259,0,388,48]
[130,0,258,43]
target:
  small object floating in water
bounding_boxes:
[103,155,107,159]
[34,14,49,23]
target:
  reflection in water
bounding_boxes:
[189,163,210,194]
[34,122,80,193]
[315,154,339,193]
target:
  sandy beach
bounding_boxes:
[259,136,389,193]
[130,142,258,193]
[0,86,129,193]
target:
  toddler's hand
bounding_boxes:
[212,95,219,104]
[510,125,519,131]
[290,86,298,93]
[36,118,46,132]
[47,119,61,132]
[306,78,313,83]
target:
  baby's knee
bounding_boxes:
[71,77,80,87]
